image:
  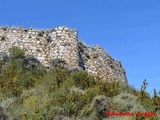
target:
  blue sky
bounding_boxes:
[0,0,160,96]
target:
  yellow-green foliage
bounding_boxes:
[152,89,160,112]
[0,47,45,97]
[0,46,159,120]
[97,79,122,98]
[71,71,96,90]
[9,46,25,59]
[111,92,145,112]
[80,95,110,120]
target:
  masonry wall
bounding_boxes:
[0,26,127,82]
[0,26,79,67]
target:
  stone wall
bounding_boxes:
[0,26,127,82]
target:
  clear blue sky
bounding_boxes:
[0,0,160,96]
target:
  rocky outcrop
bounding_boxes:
[0,26,127,82]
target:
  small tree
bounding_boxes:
[139,79,148,103]
[152,89,160,112]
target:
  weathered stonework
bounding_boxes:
[0,26,127,82]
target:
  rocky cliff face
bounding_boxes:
[0,26,127,82]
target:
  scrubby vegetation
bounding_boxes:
[0,46,159,120]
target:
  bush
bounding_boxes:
[112,92,145,112]
[0,47,45,97]
[97,80,122,98]
[51,78,84,117]
[71,71,96,90]
[9,46,25,59]
[80,95,110,120]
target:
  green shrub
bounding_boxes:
[51,79,83,117]
[52,68,70,87]
[110,92,150,120]
[14,85,52,119]
[152,89,160,113]
[112,92,145,112]
[0,59,24,96]
[80,95,110,120]
[9,46,25,59]
[0,47,45,97]
[97,80,122,98]
[71,71,96,90]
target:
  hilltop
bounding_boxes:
[0,26,127,82]
[0,26,159,120]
